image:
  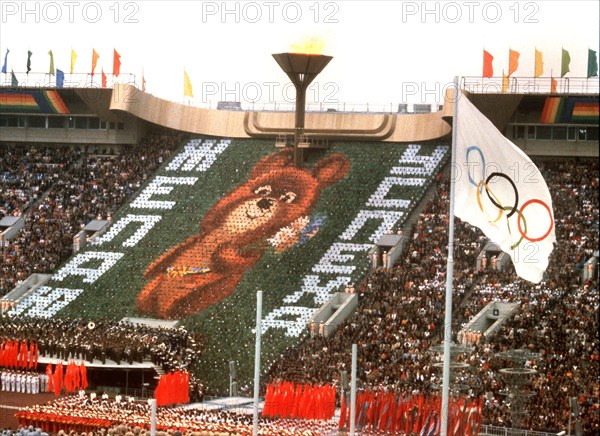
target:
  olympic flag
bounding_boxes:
[454,96,556,283]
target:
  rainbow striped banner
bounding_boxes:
[540,97,564,124]
[540,97,598,124]
[571,100,599,123]
[0,89,70,113]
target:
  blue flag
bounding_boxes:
[56,69,65,88]
[1,49,8,74]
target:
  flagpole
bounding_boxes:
[349,343,357,436]
[441,75,459,436]
[149,398,156,436]
[252,290,263,436]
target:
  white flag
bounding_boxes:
[454,96,556,283]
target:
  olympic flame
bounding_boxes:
[289,37,326,55]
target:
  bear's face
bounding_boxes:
[220,167,323,238]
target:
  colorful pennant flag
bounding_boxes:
[27,50,32,74]
[101,68,107,87]
[455,96,556,283]
[482,49,494,78]
[534,49,543,78]
[508,49,520,76]
[561,48,570,77]
[1,49,8,74]
[113,49,121,77]
[550,76,557,93]
[56,69,65,88]
[48,50,55,76]
[184,69,193,98]
[70,49,77,74]
[11,70,18,86]
[91,49,99,77]
[588,49,598,78]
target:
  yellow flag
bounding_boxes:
[184,69,193,98]
[502,70,509,92]
[70,49,77,74]
[534,49,544,78]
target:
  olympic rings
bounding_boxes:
[466,146,486,191]
[505,206,526,249]
[485,172,519,218]
[476,180,503,223]
[466,148,554,245]
[517,199,554,242]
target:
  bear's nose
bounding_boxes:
[256,197,274,210]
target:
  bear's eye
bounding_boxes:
[254,185,272,196]
[280,192,296,203]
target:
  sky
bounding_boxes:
[1,0,598,108]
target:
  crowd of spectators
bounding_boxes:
[266,158,599,434]
[0,131,185,297]
[0,145,72,219]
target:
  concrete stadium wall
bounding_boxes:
[109,84,452,142]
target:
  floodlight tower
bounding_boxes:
[272,52,333,166]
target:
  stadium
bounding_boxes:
[1,4,599,436]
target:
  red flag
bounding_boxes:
[101,69,107,87]
[155,375,163,406]
[551,76,558,93]
[19,341,28,368]
[28,342,35,369]
[113,49,121,77]
[378,391,395,431]
[80,362,88,390]
[46,364,54,393]
[483,49,494,78]
[339,392,347,429]
[300,384,311,419]
[291,383,301,418]
[262,383,274,417]
[53,362,63,396]
[183,371,190,404]
[64,361,74,393]
[271,382,281,417]
[6,341,11,367]
[167,371,175,405]
[12,341,18,367]
[73,361,81,391]
[329,385,336,419]
[91,49,99,77]
[32,342,38,368]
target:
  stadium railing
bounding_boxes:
[478,424,565,436]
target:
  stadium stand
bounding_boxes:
[1,80,598,435]
[265,158,599,433]
[0,132,185,298]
